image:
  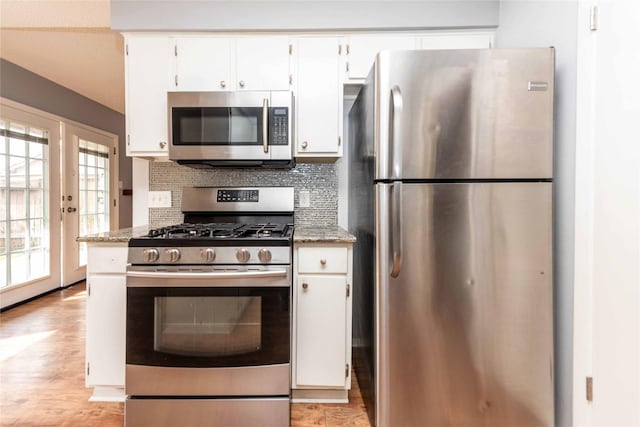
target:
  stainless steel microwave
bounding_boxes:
[168,91,294,168]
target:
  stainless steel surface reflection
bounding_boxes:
[376,182,553,427]
[374,49,554,181]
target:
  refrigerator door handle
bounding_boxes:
[389,85,403,179]
[390,181,403,278]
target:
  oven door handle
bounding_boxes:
[126,268,288,283]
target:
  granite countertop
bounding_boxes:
[78,224,356,244]
[76,225,152,243]
[293,225,356,243]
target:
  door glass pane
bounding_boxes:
[9,138,26,157]
[29,141,43,159]
[10,252,27,284]
[9,190,27,219]
[29,190,44,218]
[10,220,26,251]
[9,156,26,187]
[78,138,109,266]
[29,159,44,188]
[29,219,44,249]
[0,118,50,288]
[0,221,5,255]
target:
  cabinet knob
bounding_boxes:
[301,141,308,149]
[302,283,309,290]
[320,258,327,266]
[220,80,226,88]
[239,80,245,88]
[159,141,167,149]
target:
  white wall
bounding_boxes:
[111,1,499,31]
[495,2,579,427]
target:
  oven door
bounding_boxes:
[125,265,291,397]
[168,91,292,162]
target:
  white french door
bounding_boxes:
[62,124,118,286]
[0,104,61,309]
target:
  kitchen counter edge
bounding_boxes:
[76,225,152,243]
[77,225,356,244]
[293,225,356,243]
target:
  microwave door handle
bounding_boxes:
[263,98,269,154]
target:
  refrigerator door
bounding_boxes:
[375,182,553,427]
[373,48,554,181]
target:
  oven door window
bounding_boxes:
[172,107,263,146]
[127,287,289,368]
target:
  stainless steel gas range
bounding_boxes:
[125,187,293,427]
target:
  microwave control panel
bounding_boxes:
[269,108,289,145]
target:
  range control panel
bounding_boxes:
[217,189,259,202]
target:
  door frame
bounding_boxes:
[0,99,62,309]
[0,97,119,306]
[573,2,640,425]
[61,122,119,286]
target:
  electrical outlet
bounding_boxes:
[299,190,310,208]
[148,191,172,208]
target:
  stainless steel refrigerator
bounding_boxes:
[348,48,554,427]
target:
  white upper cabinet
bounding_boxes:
[293,37,342,157]
[236,37,291,91]
[172,36,290,92]
[344,32,494,81]
[172,37,233,91]
[125,35,172,157]
[344,35,416,80]
[417,32,494,50]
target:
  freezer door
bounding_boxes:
[375,182,553,427]
[373,48,554,180]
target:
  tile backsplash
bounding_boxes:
[149,161,338,227]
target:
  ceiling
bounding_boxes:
[0,0,125,113]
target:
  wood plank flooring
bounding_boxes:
[0,282,371,427]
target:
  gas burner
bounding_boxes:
[144,222,293,241]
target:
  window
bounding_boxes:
[0,119,50,288]
[78,139,110,266]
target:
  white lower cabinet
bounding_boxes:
[292,242,353,403]
[85,243,127,402]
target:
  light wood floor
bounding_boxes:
[0,282,371,427]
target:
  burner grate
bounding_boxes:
[145,222,293,240]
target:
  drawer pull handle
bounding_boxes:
[302,283,309,290]
[320,259,327,266]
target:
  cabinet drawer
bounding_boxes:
[297,247,347,274]
[86,246,128,274]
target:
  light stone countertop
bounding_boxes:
[76,225,152,243]
[77,224,356,244]
[293,225,356,243]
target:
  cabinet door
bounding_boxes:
[85,275,126,387]
[295,275,347,387]
[295,38,342,156]
[125,36,171,156]
[236,37,290,91]
[345,35,416,80]
[173,37,233,91]
[417,32,494,50]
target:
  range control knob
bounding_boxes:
[258,248,272,264]
[166,248,181,263]
[142,248,160,263]
[200,248,216,262]
[236,248,251,263]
